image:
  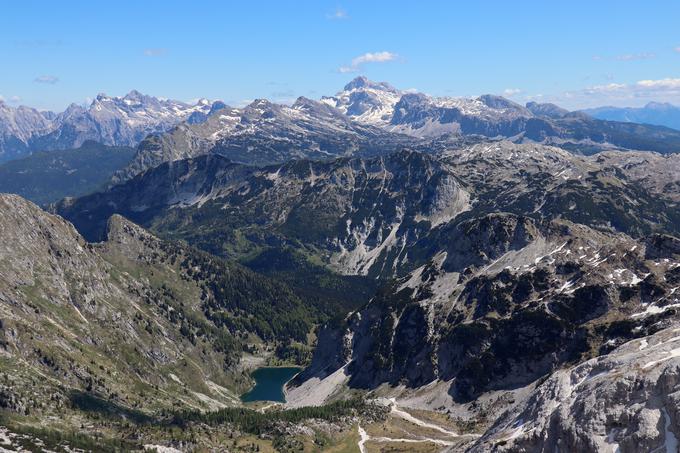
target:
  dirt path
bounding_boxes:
[357,398,468,451]
[388,397,459,437]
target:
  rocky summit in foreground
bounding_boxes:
[469,324,680,451]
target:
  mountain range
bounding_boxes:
[583,101,680,131]
[0,77,679,451]
[114,77,680,182]
[4,77,680,171]
[0,91,225,162]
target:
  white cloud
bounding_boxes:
[523,94,544,101]
[636,78,680,89]
[339,51,398,73]
[675,47,680,53]
[0,95,21,104]
[547,77,680,109]
[502,88,522,97]
[327,8,348,20]
[578,78,680,95]
[34,75,59,84]
[144,48,167,57]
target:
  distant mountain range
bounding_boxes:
[322,77,680,152]
[4,78,680,169]
[110,77,680,182]
[0,91,225,162]
[582,102,680,131]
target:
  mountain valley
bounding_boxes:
[0,78,679,452]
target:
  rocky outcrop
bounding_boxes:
[294,212,680,408]
[469,325,680,452]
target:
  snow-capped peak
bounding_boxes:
[0,91,225,159]
[322,76,404,126]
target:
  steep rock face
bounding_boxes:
[320,76,403,126]
[0,194,310,417]
[295,214,680,405]
[389,93,537,139]
[58,154,258,241]
[60,150,472,278]
[469,325,680,452]
[58,144,680,274]
[32,92,220,151]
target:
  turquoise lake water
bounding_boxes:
[240,367,302,403]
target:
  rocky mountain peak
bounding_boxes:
[526,101,571,119]
[478,94,529,113]
[246,98,276,110]
[123,89,144,100]
[105,213,153,242]
[343,76,398,93]
[292,96,348,119]
[208,100,228,115]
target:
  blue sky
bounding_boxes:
[2,0,679,111]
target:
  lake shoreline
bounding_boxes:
[240,366,303,403]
